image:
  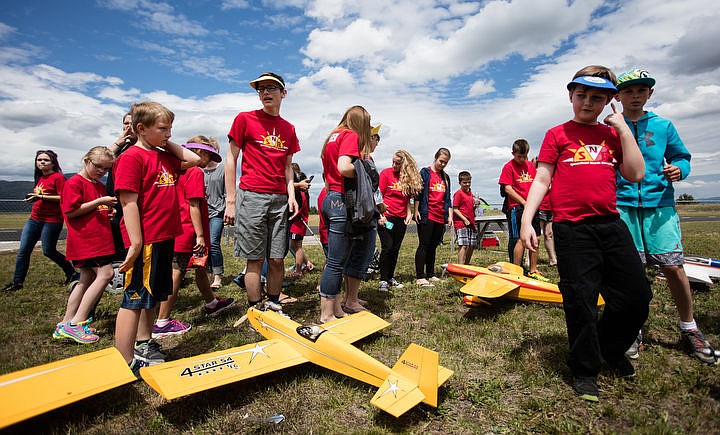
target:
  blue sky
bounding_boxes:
[1,0,719,203]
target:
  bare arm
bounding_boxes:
[605,103,645,182]
[338,155,355,178]
[188,198,206,255]
[520,163,554,252]
[118,190,142,273]
[165,140,202,168]
[223,140,241,225]
[286,155,299,220]
[65,196,117,219]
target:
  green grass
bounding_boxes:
[1,216,719,433]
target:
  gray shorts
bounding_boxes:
[234,189,289,260]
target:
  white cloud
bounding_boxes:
[303,19,391,64]
[220,0,250,10]
[0,22,16,39]
[468,80,495,97]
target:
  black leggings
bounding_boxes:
[378,216,407,282]
[414,220,445,279]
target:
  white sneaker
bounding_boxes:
[263,300,283,312]
[389,278,404,289]
[378,281,389,292]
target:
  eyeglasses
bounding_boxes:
[90,161,112,172]
[256,85,281,93]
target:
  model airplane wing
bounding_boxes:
[321,310,391,343]
[140,338,307,400]
[460,274,520,298]
[0,347,136,429]
[682,263,715,284]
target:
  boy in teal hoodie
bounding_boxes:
[615,69,716,364]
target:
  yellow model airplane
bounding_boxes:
[0,347,137,429]
[446,262,605,307]
[140,307,453,417]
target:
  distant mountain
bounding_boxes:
[0,180,35,199]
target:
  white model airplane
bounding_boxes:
[140,307,453,417]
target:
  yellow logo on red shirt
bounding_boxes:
[155,165,176,187]
[563,140,616,167]
[257,128,287,151]
[390,180,402,192]
[97,204,109,211]
[430,180,446,193]
[34,184,47,195]
[518,170,533,182]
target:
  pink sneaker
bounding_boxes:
[152,318,191,339]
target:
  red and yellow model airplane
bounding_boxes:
[446,262,604,307]
[140,307,453,418]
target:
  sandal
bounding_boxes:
[279,293,298,304]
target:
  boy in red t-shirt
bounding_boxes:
[499,139,543,278]
[520,66,653,402]
[452,171,477,265]
[113,101,201,374]
[152,138,235,340]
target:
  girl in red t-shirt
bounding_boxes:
[3,150,77,292]
[413,148,452,286]
[55,146,117,343]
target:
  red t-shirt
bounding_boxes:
[30,172,65,223]
[290,190,309,236]
[322,129,360,194]
[499,159,536,209]
[228,109,300,194]
[427,168,447,224]
[539,120,623,222]
[61,174,114,261]
[317,187,328,245]
[379,168,409,219]
[175,167,210,253]
[452,189,475,229]
[113,145,183,246]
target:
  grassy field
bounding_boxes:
[0,209,718,433]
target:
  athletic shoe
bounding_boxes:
[152,318,192,339]
[134,340,166,365]
[129,358,150,379]
[428,276,442,282]
[205,297,236,317]
[378,281,390,292]
[60,322,99,344]
[263,300,283,312]
[680,328,718,365]
[389,278,404,289]
[625,330,643,359]
[608,356,636,378]
[52,323,64,339]
[77,317,97,334]
[527,272,550,282]
[2,282,23,292]
[573,376,599,402]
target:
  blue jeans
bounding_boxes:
[319,191,376,298]
[208,216,224,275]
[13,218,75,284]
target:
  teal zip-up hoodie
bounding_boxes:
[616,111,691,208]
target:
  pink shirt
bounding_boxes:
[539,120,623,222]
[228,109,300,194]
